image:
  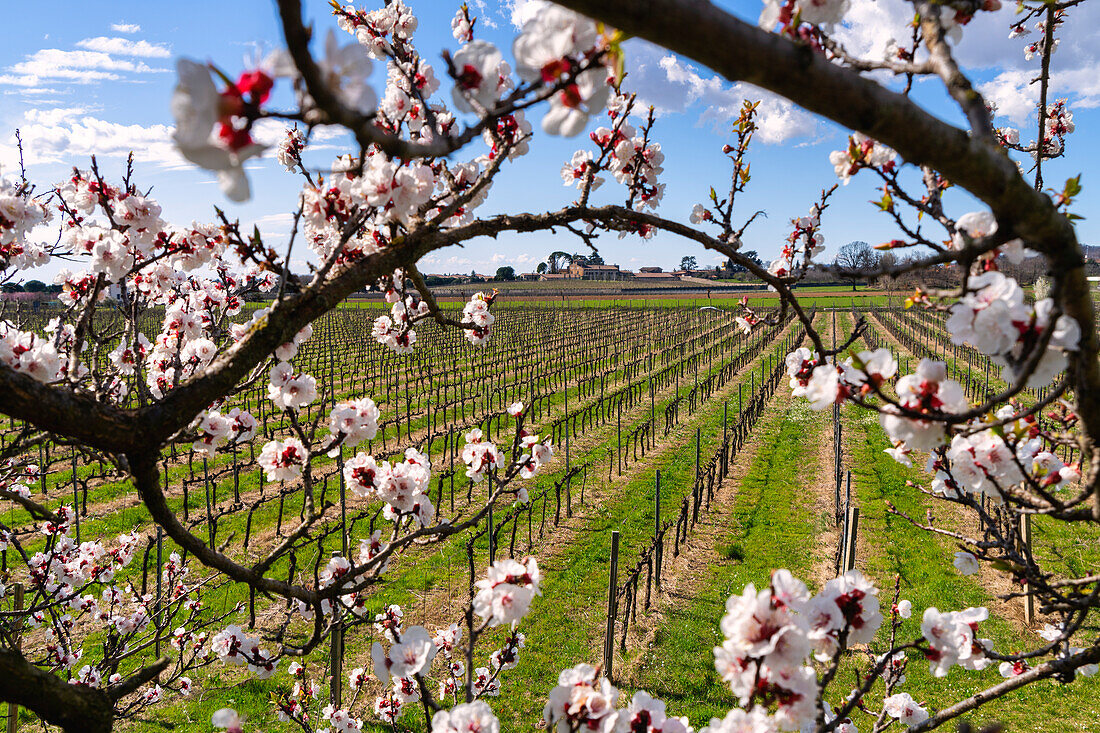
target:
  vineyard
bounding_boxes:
[2,301,1097,732]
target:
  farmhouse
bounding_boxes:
[564,262,631,280]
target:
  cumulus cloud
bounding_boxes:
[833,0,1100,126]
[507,0,549,29]
[974,1,1100,126]
[624,43,819,144]
[75,37,171,58]
[828,0,913,63]
[110,23,141,34]
[830,0,1026,71]
[978,70,1035,124]
[0,107,180,169]
[24,107,92,126]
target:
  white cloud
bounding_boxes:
[1,108,180,169]
[3,87,63,97]
[469,1,499,29]
[829,0,912,63]
[628,46,818,144]
[76,37,171,59]
[0,71,119,87]
[1,48,168,87]
[255,212,295,236]
[507,0,549,29]
[111,23,141,34]
[24,107,92,126]
[834,0,1100,125]
[1056,67,1100,110]
[486,252,538,265]
[978,70,1034,124]
[254,214,298,250]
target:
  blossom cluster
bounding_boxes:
[473,556,541,627]
[373,291,429,353]
[0,320,63,383]
[768,204,826,279]
[461,290,497,346]
[328,396,381,449]
[210,624,278,678]
[829,132,897,184]
[192,407,258,456]
[946,270,1079,387]
[0,182,52,270]
[344,447,436,526]
[544,669,691,733]
[267,359,318,411]
[713,570,881,728]
[462,427,505,483]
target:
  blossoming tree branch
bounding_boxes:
[0,0,1095,731]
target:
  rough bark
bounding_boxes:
[0,649,113,733]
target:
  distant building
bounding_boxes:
[672,269,717,279]
[1082,244,1100,260]
[565,262,630,281]
[634,271,681,281]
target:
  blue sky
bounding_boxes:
[1,0,1097,278]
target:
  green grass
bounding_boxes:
[592,323,1100,733]
[625,396,828,726]
[10,305,1099,733]
[119,317,796,732]
[480,347,798,730]
[839,405,1100,732]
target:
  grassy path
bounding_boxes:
[623,393,830,726]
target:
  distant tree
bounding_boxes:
[495,266,516,281]
[546,251,572,273]
[833,241,880,290]
[877,251,898,288]
[425,275,461,286]
[680,255,697,271]
[587,252,605,265]
[0,283,23,293]
[536,262,547,274]
[23,280,47,292]
[725,250,764,274]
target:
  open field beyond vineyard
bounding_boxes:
[2,302,1097,732]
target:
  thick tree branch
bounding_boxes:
[0,648,113,733]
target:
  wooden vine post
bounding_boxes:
[841,506,860,574]
[654,471,662,592]
[603,531,620,681]
[1020,514,1034,626]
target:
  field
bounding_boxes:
[1,299,1096,732]
[347,284,898,309]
